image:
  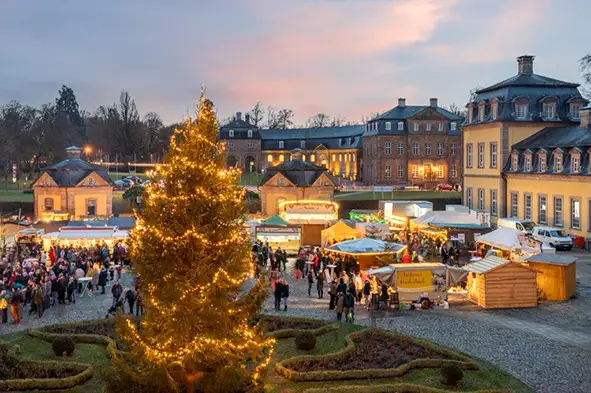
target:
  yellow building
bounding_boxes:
[259,150,336,216]
[32,146,114,221]
[462,55,586,227]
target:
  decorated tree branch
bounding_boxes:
[110,94,274,393]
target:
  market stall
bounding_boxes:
[255,214,301,254]
[523,254,577,301]
[321,220,363,247]
[475,227,552,260]
[463,256,537,309]
[278,200,338,246]
[41,226,129,251]
[325,237,406,271]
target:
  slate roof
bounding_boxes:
[40,158,113,187]
[261,160,334,187]
[363,106,463,137]
[260,125,364,150]
[219,118,262,139]
[66,217,135,229]
[477,73,579,94]
[524,253,577,266]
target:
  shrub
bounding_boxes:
[295,331,317,351]
[440,363,463,386]
[208,365,253,393]
[52,336,76,357]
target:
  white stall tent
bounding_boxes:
[42,226,129,250]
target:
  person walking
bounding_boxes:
[0,290,8,323]
[274,279,283,311]
[125,289,136,315]
[111,280,123,307]
[307,270,314,297]
[281,279,289,311]
[316,270,324,299]
[343,289,355,323]
[335,292,345,322]
[98,267,108,294]
[328,279,337,310]
[9,287,24,324]
[33,284,43,318]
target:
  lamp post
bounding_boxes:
[84,146,92,161]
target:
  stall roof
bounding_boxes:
[326,237,405,254]
[323,220,362,236]
[462,256,510,274]
[412,211,486,229]
[475,227,522,251]
[261,214,289,226]
[43,229,129,240]
[524,253,578,266]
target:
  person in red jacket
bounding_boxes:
[401,250,411,264]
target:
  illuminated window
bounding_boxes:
[267,154,273,162]
[437,165,444,178]
[279,154,285,162]
[44,198,54,211]
[302,154,306,161]
[332,154,336,161]
[412,165,418,178]
[310,154,315,162]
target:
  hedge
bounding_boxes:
[303,384,505,393]
[0,343,92,392]
[260,314,339,339]
[276,328,479,382]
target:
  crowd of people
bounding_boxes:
[0,242,141,325]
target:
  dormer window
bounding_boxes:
[478,103,485,122]
[247,129,253,138]
[491,101,498,120]
[572,154,580,173]
[511,153,519,171]
[278,141,285,149]
[515,103,528,119]
[524,154,532,172]
[300,140,306,149]
[397,121,404,130]
[542,103,555,119]
[385,121,392,130]
[228,130,234,138]
[539,152,547,172]
[467,104,474,123]
[571,103,582,120]
[554,152,563,172]
[450,122,457,131]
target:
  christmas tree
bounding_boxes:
[111,94,274,393]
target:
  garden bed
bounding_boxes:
[42,320,117,339]
[264,317,326,332]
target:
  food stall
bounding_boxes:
[475,227,553,260]
[278,200,338,246]
[255,214,301,254]
[324,237,406,271]
[41,226,129,251]
[321,220,363,247]
[523,254,577,301]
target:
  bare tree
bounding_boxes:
[307,113,330,128]
[266,106,279,129]
[580,53,591,99]
[276,108,294,129]
[249,101,264,127]
[330,115,348,127]
[118,91,141,158]
[444,103,467,117]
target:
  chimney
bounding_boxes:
[236,111,242,121]
[580,106,591,128]
[245,113,250,124]
[65,146,82,159]
[398,98,406,108]
[429,98,438,107]
[517,55,535,74]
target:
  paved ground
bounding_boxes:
[262,251,591,393]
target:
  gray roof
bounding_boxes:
[219,118,262,140]
[261,160,334,187]
[66,217,135,229]
[462,256,511,274]
[260,125,364,150]
[477,73,579,94]
[364,106,463,137]
[41,159,113,187]
[524,253,577,266]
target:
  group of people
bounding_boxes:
[252,241,287,272]
[0,242,139,325]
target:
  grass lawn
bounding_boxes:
[334,190,462,201]
[240,172,264,186]
[0,190,33,203]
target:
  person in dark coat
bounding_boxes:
[56,275,67,304]
[281,279,289,311]
[316,271,324,299]
[125,289,136,315]
[98,268,108,294]
[273,280,283,311]
[307,270,314,297]
[111,280,123,306]
[336,278,347,295]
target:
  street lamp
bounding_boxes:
[84,146,92,161]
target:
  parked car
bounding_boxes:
[497,217,536,235]
[122,175,144,185]
[114,179,133,189]
[435,183,454,191]
[532,226,573,251]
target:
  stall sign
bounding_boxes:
[397,270,432,289]
[457,233,466,243]
[256,226,300,234]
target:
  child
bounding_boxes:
[67,277,76,304]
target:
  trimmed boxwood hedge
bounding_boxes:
[275,328,479,382]
[260,315,338,339]
[302,384,505,393]
[0,343,92,392]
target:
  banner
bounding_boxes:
[397,270,432,289]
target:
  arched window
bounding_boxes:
[278,141,285,149]
[247,129,253,138]
[228,130,234,138]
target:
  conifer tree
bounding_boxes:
[111,94,274,393]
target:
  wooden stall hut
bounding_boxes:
[321,220,362,247]
[523,254,577,301]
[463,256,537,309]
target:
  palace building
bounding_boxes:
[219,99,463,187]
[462,55,587,233]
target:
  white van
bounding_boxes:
[497,217,536,235]
[532,226,573,251]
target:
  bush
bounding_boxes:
[440,363,463,386]
[52,336,76,357]
[295,331,317,351]
[209,365,253,393]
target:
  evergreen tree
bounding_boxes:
[56,85,84,126]
[111,94,273,393]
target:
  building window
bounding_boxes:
[437,165,444,179]
[247,129,253,138]
[228,130,234,138]
[332,154,336,161]
[543,103,555,119]
[451,122,457,131]
[451,143,457,155]
[571,103,582,119]
[539,195,547,224]
[426,123,432,132]
[515,103,528,119]
[302,154,306,161]
[554,197,563,227]
[571,198,581,229]
[397,121,404,131]
[267,154,273,162]
[554,153,563,172]
[478,188,485,210]
[384,142,391,155]
[310,154,315,162]
[277,177,284,186]
[438,123,443,132]
[412,165,418,179]
[524,155,532,172]
[511,192,518,217]
[425,143,431,155]
[385,121,392,130]
[524,194,532,220]
[467,188,473,209]
[279,154,285,162]
[572,154,580,173]
[44,198,54,211]
[86,199,97,216]
[87,176,96,186]
[412,143,419,155]
[339,154,343,162]
[466,143,473,168]
[413,123,419,132]
[247,141,253,149]
[397,165,404,178]
[511,153,519,171]
[490,190,497,216]
[539,153,547,172]
[372,165,377,178]
[278,141,285,149]
[437,143,443,156]
[477,143,484,168]
[450,165,457,178]
[300,141,305,149]
[490,143,497,168]
[385,165,392,178]
[468,107,473,123]
[372,144,377,156]
[398,143,404,155]
[478,104,485,122]
[492,103,498,120]
[228,141,234,149]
